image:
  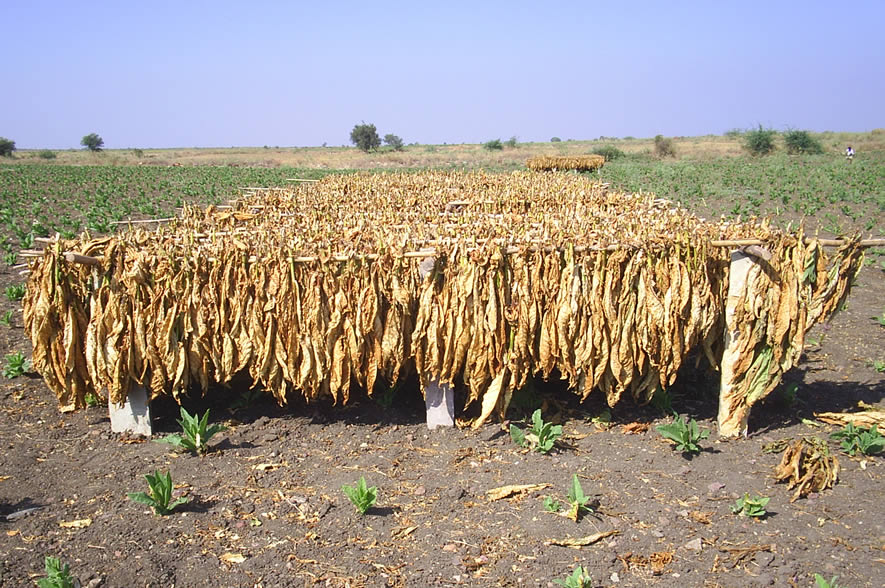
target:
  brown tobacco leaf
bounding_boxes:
[486,483,550,501]
[546,530,619,548]
[773,438,840,502]
[20,171,864,428]
[621,422,650,434]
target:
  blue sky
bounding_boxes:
[3,1,883,149]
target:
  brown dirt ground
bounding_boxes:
[1,259,883,588]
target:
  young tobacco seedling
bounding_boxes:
[341,476,378,515]
[36,555,76,588]
[0,309,13,327]
[656,414,710,455]
[127,470,189,515]
[3,351,28,379]
[565,474,596,522]
[4,283,26,302]
[510,409,562,454]
[830,423,884,456]
[553,565,593,588]
[543,495,561,513]
[813,573,845,588]
[156,407,227,454]
[731,493,770,518]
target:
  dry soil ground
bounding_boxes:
[1,260,884,588]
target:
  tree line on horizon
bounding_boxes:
[0,127,848,158]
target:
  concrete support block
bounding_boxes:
[425,380,454,429]
[109,385,153,436]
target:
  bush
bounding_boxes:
[383,134,404,151]
[653,134,676,158]
[133,148,144,158]
[0,137,15,157]
[483,139,503,151]
[743,125,777,156]
[550,137,562,142]
[38,149,56,160]
[505,136,518,148]
[592,145,625,162]
[350,123,381,152]
[81,133,104,152]
[723,128,744,138]
[783,129,824,154]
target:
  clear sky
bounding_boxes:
[3,0,883,149]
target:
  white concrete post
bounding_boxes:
[109,384,153,436]
[419,256,454,429]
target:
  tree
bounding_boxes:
[783,129,823,154]
[0,137,15,157]
[81,133,104,152]
[743,125,777,156]
[383,134,404,151]
[350,123,380,152]
[653,134,676,158]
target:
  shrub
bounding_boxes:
[383,134,404,151]
[350,123,381,152]
[783,129,824,154]
[38,150,56,160]
[505,136,518,148]
[723,128,744,138]
[0,137,16,157]
[133,148,144,158]
[81,133,104,152]
[592,145,625,162]
[653,134,676,158]
[550,136,562,142]
[483,139,503,151]
[743,125,777,156]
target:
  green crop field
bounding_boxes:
[2,135,884,265]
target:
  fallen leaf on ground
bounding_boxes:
[59,518,92,529]
[773,438,839,501]
[545,530,618,548]
[220,553,246,564]
[688,511,713,524]
[815,410,885,428]
[621,422,650,434]
[254,463,286,471]
[486,483,550,501]
[391,525,417,539]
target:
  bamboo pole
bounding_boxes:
[63,252,101,266]
[111,218,176,225]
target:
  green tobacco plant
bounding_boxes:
[656,414,710,455]
[813,573,845,588]
[554,565,592,588]
[510,409,562,454]
[341,476,377,515]
[3,251,16,265]
[3,351,28,379]
[36,556,76,588]
[5,283,26,301]
[543,495,561,513]
[0,310,13,327]
[830,423,884,456]
[731,493,770,518]
[156,407,227,454]
[127,470,188,515]
[565,474,596,522]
